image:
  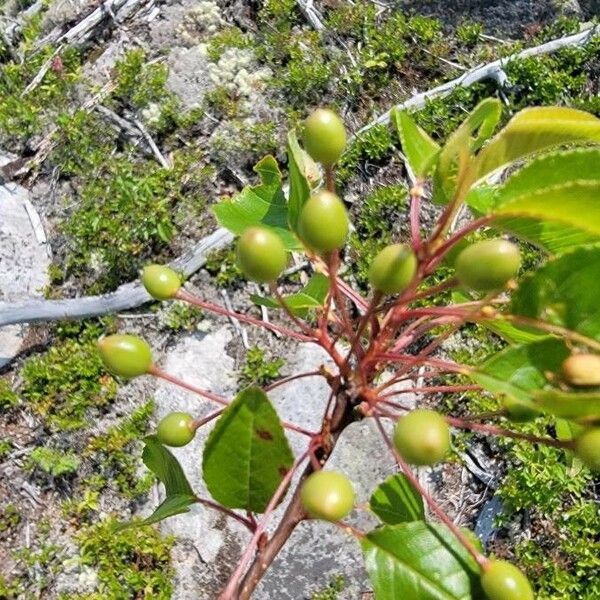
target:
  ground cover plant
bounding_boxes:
[96,101,600,599]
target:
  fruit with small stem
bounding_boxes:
[455,239,521,292]
[142,264,181,300]
[368,244,417,295]
[236,227,287,283]
[298,190,349,254]
[574,428,600,471]
[481,560,534,600]
[302,108,347,166]
[97,334,152,379]
[300,470,354,522]
[393,409,450,465]
[157,412,196,447]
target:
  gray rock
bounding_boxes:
[0,164,50,368]
[166,45,213,111]
[41,0,97,31]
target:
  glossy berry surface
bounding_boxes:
[481,560,534,600]
[455,239,521,292]
[393,409,450,466]
[368,244,417,295]
[298,190,349,253]
[574,428,600,472]
[300,470,354,522]
[302,108,347,166]
[142,264,181,300]
[97,335,152,379]
[157,412,195,447]
[236,227,287,283]
[562,354,600,387]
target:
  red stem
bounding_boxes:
[446,416,574,449]
[263,370,324,392]
[196,497,255,532]
[150,366,316,437]
[410,185,423,252]
[379,384,482,398]
[176,289,315,342]
[219,451,310,599]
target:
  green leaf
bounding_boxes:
[511,247,600,342]
[491,181,600,237]
[392,109,440,178]
[115,494,197,531]
[250,273,329,317]
[556,418,584,474]
[433,99,502,204]
[142,435,194,497]
[361,521,484,600]
[287,130,312,233]
[533,389,600,419]
[213,156,301,250]
[483,148,600,253]
[470,338,570,405]
[370,473,424,524]
[481,318,548,345]
[474,106,600,182]
[202,387,294,512]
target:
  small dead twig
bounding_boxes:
[220,289,250,349]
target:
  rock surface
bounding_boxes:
[0,154,50,368]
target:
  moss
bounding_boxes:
[20,321,117,431]
[62,150,209,292]
[239,346,285,388]
[207,26,254,62]
[26,447,81,478]
[73,517,174,599]
[83,401,155,500]
[337,124,394,185]
[204,246,244,288]
[0,378,18,410]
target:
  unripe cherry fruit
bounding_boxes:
[142,264,181,300]
[455,239,521,292]
[298,190,349,253]
[368,244,417,295]
[574,428,600,472]
[236,226,287,283]
[502,397,540,423]
[300,470,354,522]
[302,108,347,166]
[393,409,450,466]
[481,560,534,600]
[97,334,152,379]
[562,354,600,387]
[157,412,195,447]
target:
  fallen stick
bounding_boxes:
[352,24,600,140]
[0,228,233,328]
[295,0,325,32]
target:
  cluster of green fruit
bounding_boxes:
[236,108,522,296]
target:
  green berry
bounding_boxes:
[302,108,347,166]
[368,244,417,295]
[574,428,600,472]
[157,412,195,447]
[142,264,181,300]
[481,560,533,600]
[298,190,349,253]
[236,227,287,283]
[300,470,354,522]
[503,398,540,423]
[393,409,450,466]
[455,239,521,292]
[97,334,152,379]
[562,354,600,387]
